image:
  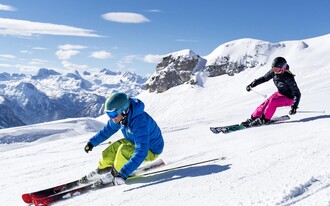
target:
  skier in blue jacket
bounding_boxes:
[81,92,164,186]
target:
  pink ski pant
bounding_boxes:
[252,92,294,120]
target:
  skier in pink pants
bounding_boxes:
[241,57,301,127]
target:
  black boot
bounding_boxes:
[241,116,256,127]
[250,115,270,127]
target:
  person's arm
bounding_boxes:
[246,69,274,91]
[88,120,121,147]
[286,77,301,115]
[119,116,149,179]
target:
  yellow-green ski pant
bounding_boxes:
[98,139,158,172]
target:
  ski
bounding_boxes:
[131,158,165,176]
[22,180,80,204]
[210,115,290,134]
[132,156,226,178]
[29,183,106,206]
[22,158,165,204]
[23,157,225,205]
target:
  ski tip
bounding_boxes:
[210,127,221,134]
[22,193,32,204]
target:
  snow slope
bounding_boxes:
[1,35,330,205]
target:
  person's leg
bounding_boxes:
[113,142,158,172]
[98,139,126,170]
[263,92,294,120]
[80,139,124,183]
[251,92,278,118]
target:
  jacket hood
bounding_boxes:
[129,98,145,119]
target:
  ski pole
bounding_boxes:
[251,88,267,98]
[296,110,326,114]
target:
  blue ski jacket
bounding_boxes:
[88,98,164,178]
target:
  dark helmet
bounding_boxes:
[272,57,287,68]
[104,92,130,114]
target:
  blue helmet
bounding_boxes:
[104,92,130,115]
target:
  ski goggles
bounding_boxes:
[105,101,130,119]
[272,64,287,73]
[106,110,119,118]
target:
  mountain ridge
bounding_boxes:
[1,34,329,128]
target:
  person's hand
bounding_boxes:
[246,81,256,92]
[246,85,252,92]
[289,105,298,115]
[113,173,126,186]
[84,142,94,153]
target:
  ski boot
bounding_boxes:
[93,168,118,187]
[79,167,113,184]
[240,116,256,127]
[250,115,270,127]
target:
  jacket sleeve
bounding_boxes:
[285,76,301,108]
[251,69,274,87]
[119,115,149,179]
[89,120,120,147]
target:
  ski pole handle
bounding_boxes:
[296,110,326,114]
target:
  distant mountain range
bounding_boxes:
[0,69,147,128]
[1,34,329,129]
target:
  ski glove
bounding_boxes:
[246,81,256,92]
[84,142,94,153]
[113,173,126,186]
[289,105,298,115]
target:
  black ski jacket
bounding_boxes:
[251,67,301,108]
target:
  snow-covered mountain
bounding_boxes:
[145,34,330,94]
[145,49,206,93]
[2,34,329,129]
[1,33,330,206]
[0,69,147,128]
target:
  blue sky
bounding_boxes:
[0,0,329,77]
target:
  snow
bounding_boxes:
[166,49,199,59]
[0,95,4,104]
[1,34,330,205]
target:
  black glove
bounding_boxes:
[246,81,256,92]
[289,105,298,115]
[84,142,94,153]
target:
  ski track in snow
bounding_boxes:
[277,175,330,206]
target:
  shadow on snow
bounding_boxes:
[125,164,231,192]
[280,115,330,125]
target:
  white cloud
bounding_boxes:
[28,59,48,65]
[115,55,139,70]
[0,63,13,67]
[20,50,32,54]
[56,44,87,60]
[16,64,40,73]
[102,12,150,23]
[90,50,112,59]
[0,18,101,37]
[58,44,87,50]
[119,55,140,64]
[176,39,199,43]
[144,54,163,63]
[0,4,16,11]
[145,9,161,13]
[56,50,80,60]
[32,47,47,50]
[61,60,89,70]
[0,54,16,59]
